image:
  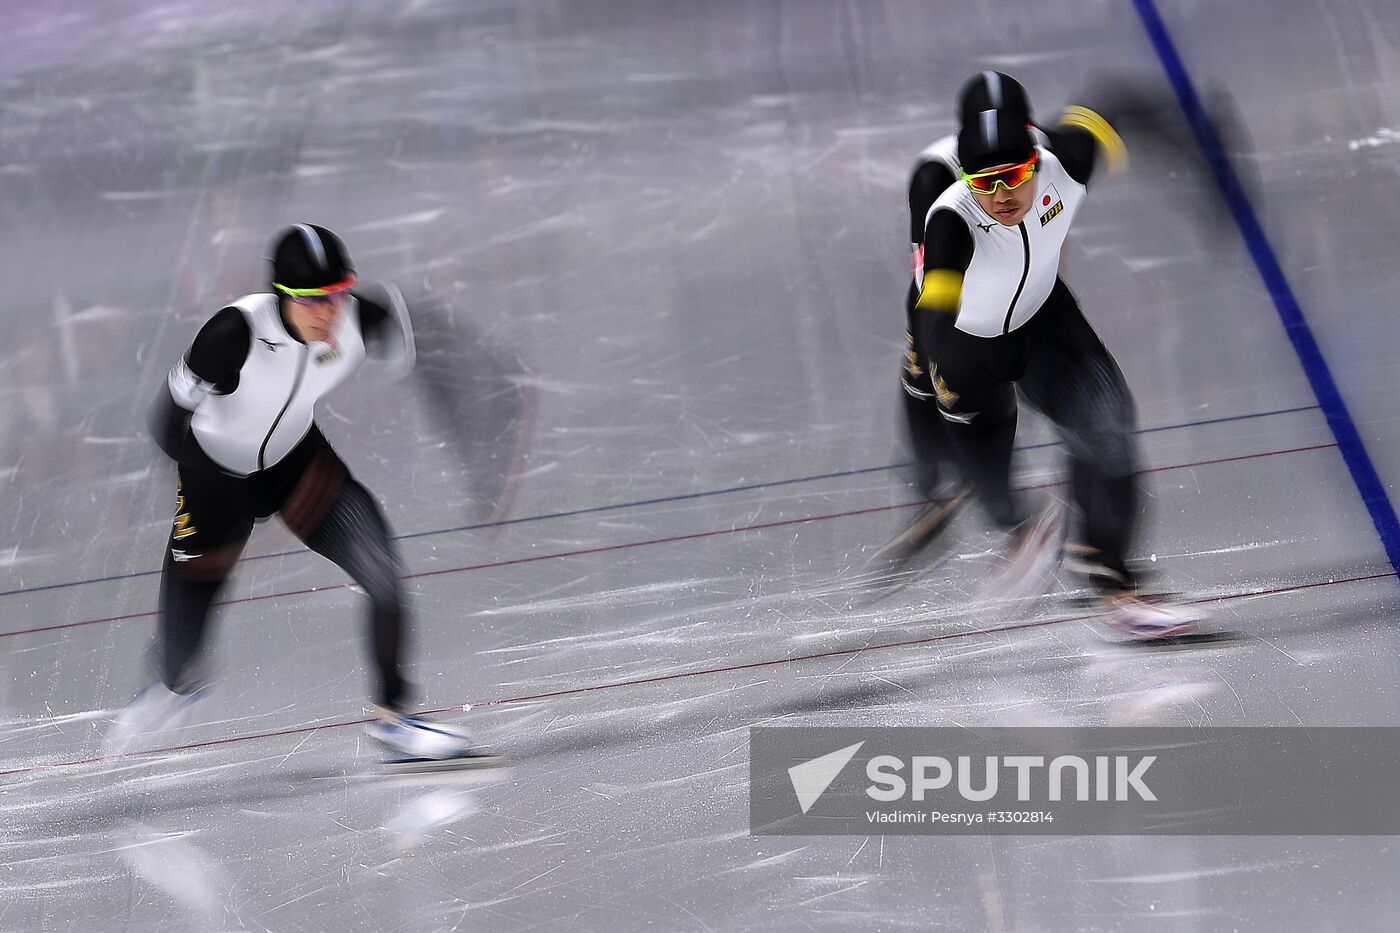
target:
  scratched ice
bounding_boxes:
[3,1,1400,931]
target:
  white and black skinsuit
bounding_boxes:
[149,226,418,711]
[912,92,1141,591]
[899,71,1045,503]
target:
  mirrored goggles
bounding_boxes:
[960,153,1038,194]
[273,275,357,300]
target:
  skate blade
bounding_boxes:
[1113,629,1244,649]
[849,552,953,607]
[879,498,963,553]
[382,752,502,774]
[859,546,944,584]
[1108,621,1201,641]
[1065,590,1180,610]
[864,533,954,574]
[855,496,968,590]
[976,560,1061,603]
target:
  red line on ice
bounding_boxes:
[1,565,1390,779]
[0,442,1340,642]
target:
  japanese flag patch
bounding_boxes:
[1038,183,1064,226]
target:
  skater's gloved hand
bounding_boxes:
[354,281,416,379]
[148,381,228,473]
[1062,71,1258,250]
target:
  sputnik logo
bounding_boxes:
[788,742,864,814]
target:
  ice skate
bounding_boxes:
[369,708,498,772]
[863,485,970,584]
[1060,545,1171,608]
[1063,543,1132,591]
[104,680,210,756]
[980,504,1066,601]
[1099,592,1206,640]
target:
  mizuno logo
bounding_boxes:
[975,220,997,232]
[258,338,281,352]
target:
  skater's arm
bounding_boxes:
[908,159,958,248]
[150,307,250,469]
[908,158,957,282]
[915,210,972,313]
[353,281,416,375]
[1045,105,1127,185]
[912,210,973,360]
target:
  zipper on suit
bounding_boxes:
[257,344,307,471]
[1002,222,1031,334]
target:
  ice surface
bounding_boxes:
[3,1,1400,930]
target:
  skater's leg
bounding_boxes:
[157,468,252,691]
[285,456,410,711]
[1020,287,1139,586]
[1016,289,1202,636]
[862,389,970,574]
[1068,463,1138,587]
[941,387,1022,529]
[158,545,244,690]
[282,449,480,761]
[922,319,1023,529]
[940,376,1063,597]
[922,316,1058,596]
[109,469,250,751]
[901,280,963,501]
[902,389,961,500]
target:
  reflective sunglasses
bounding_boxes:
[273,274,358,301]
[960,152,1038,194]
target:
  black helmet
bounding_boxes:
[270,224,355,296]
[958,71,1032,125]
[958,108,1035,174]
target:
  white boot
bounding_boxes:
[105,681,209,756]
[368,707,476,762]
[982,505,1066,600]
[1101,593,1205,639]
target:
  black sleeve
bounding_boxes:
[185,306,251,385]
[921,209,974,276]
[352,288,391,338]
[1043,127,1098,185]
[914,210,975,364]
[148,307,250,470]
[908,160,958,245]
